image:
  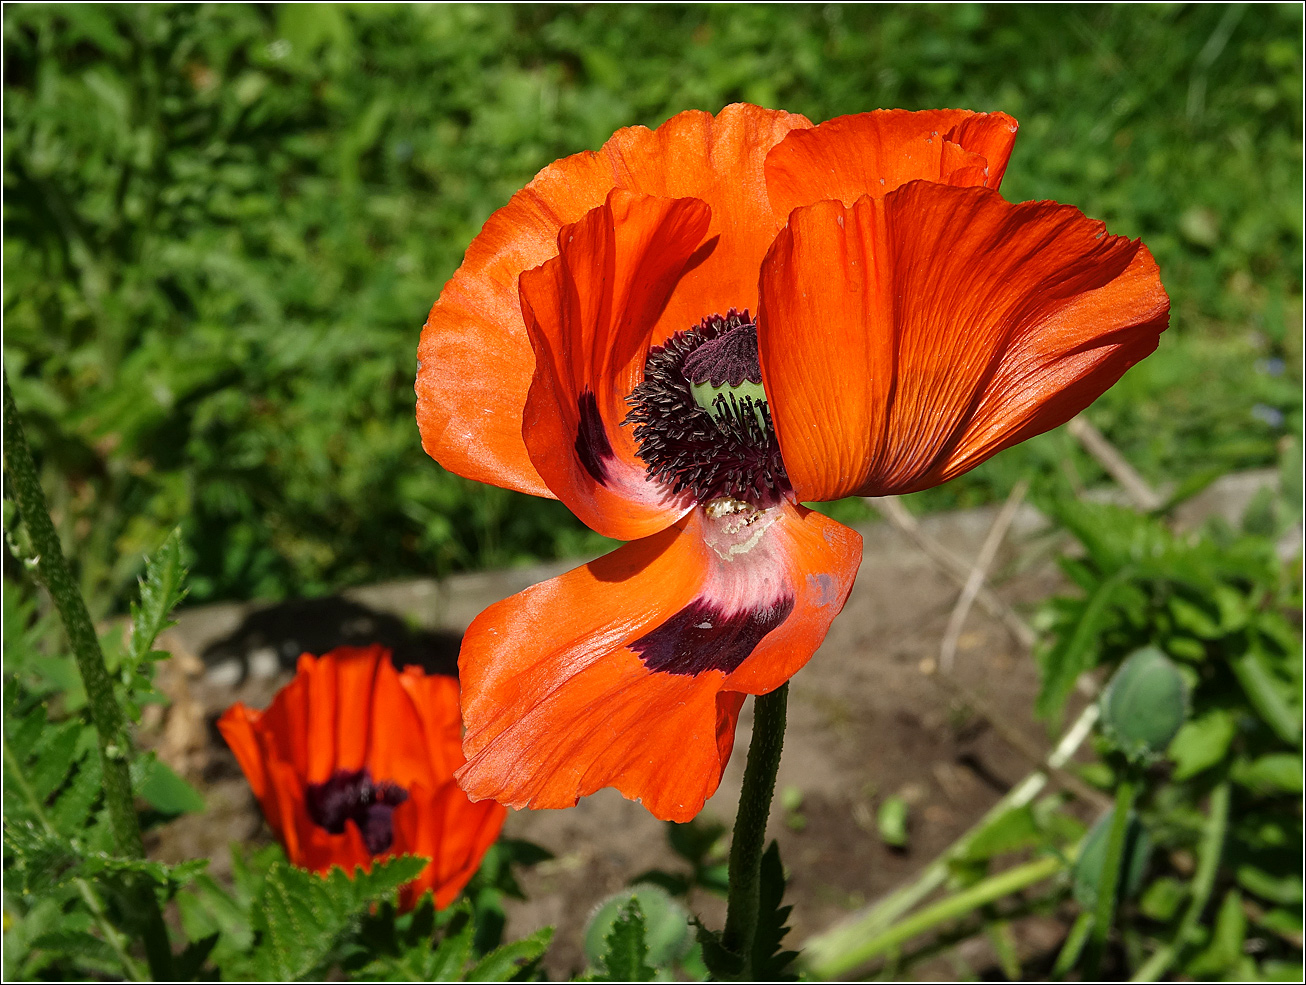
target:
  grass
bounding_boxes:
[3,3,1301,610]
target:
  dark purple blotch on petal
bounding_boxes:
[306,768,409,855]
[575,388,615,483]
[630,594,795,675]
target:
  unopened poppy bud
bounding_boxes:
[1073,807,1152,908]
[1099,646,1190,763]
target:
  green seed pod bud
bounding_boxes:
[1073,807,1152,908]
[584,882,692,970]
[1099,646,1190,763]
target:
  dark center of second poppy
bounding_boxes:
[624,310,789,505]
[305,768,408,855]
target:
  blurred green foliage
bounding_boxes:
[3,3,1301,608]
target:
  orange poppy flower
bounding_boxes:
[218,645,506,910]
[417,104,1169,822]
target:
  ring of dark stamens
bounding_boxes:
[624,309,789,505]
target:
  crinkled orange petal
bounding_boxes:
[520,189,708,539]
[456,503,861,822]
[417,103,809,496]
[757,182,1170,502]
[764,108,1019,219]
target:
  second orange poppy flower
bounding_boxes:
[417,104,1169,822]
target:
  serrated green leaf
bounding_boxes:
[752,841,798,980]
[467,926,553,981]
[48,753,103,831]
[28,719,86,802]
[694,919,747,977]
[428,905,475,980]
[3,817,80,892]
[172,932,219,982]
[80,853,207,887]
[592,898,654,982]
[27,928,121,974]
[127,528,188,668]
[251,855,428,980]
[586,884,690,969]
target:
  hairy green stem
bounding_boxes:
[3,735,145,981]
[722,683,788,972]
[4,374,141,858]
[3,373,171,978]
[1085,774,1138,977]
[1131,780,1231,982]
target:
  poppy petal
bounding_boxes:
[764,108,1019,219]
[601,103,813,343]
[520,189,710,539]
[757,182,1170,502]
[456,503,861,822]
[417,104,809,496]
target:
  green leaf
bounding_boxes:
[28,720,87,802]
[693,920,743,981]
[467,927,553,981]
[1139,876,1187,922]
[1229,647,1301,745]
[584,884,690,969]
[1036,566,1134,718]
[80,854,207,885]
[2,817,80,892]
[133,753,205,815]
[427,905,475,980]
[1169,596,1221,639]
[1232,753,1303,795]
[751,841,798,980]
[27,929,120,973]
[1186,890,1247,976]
[1168,709,1237,779]
[251,855,428,980]
[591,898,655,982]
[172,933,219,982]
[877,796,909,848]
[1236,864,1303,906]
[127,528,188,668]
[962,806,1044,862]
